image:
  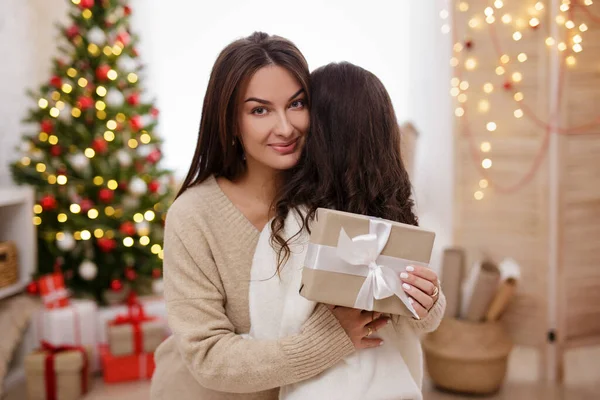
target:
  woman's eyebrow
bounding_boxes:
[244,88,305,105]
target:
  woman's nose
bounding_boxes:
[274,112,294,137]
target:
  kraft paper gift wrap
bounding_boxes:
[24,343,93,400]
[108,319,165,356]
[300,208,436,317]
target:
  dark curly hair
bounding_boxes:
[270,62,418,272]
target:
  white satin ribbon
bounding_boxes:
[305,219,421,318]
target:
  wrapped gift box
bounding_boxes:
[33,299,99,372]
[24,342,92,400]
[96,295,169,346]
[39,273,70,309]
[300,208,435,317]
[108,303,166,356]
[100,345,155,383]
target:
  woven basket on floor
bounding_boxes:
[423,318,513,395]
[0,241,19,289]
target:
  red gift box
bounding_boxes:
[39,273,70,309]
[100,345,155,383]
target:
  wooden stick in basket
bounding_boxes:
[485,278,517,322]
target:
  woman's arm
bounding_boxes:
[163,220,355,394]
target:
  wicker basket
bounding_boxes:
[0,241,19,289]
[423,318,513,395]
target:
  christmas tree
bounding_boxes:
[10,0,173,304]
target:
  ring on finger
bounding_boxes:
[366,327,373,337]
[432,285,439,298]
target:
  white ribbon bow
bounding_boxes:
[336,219,419,318]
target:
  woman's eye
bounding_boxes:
[290,99,305,109]
[252,107,268,115]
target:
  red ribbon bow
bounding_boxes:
[111,293,155,353]
[41,341,88,400]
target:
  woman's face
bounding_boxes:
[238,65,309,173]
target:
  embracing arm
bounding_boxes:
[163,221,354,394]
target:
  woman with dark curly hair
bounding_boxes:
[247,62,446,400]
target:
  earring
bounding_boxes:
[232,138,236,146]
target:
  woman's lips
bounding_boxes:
[269,138,299,155]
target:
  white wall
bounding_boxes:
[0,0,69,186]
[408,0,454,271]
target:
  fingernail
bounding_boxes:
[400,272,409,279]
[406,266,415,272]
[379,341,384,346]
[402,283,411,291]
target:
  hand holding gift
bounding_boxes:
[399,265,441,319]
[301,209,436,319]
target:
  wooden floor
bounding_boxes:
[6,346,600,400]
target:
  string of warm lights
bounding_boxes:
[440,0,599,199]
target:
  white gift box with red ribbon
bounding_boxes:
[33,299,100,371]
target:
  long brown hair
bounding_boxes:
[176,32,310,198]
[270,62,418,270]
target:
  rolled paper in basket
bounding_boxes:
[485,278,517,322]
[440,247,465,318]
[462,261,500,322]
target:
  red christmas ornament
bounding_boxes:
[41,120,54,134]
[120,221,136,236]
[80,198,94,213]
[79,0,94,9]
[503,81,513,91]
[126,93,139,105]
[152,268,162,279]
[150,107,159,118]
[98,237,117,253]
[130,115,143,131]
[125,268,137,281]
[50,145,62,157]
[116,32,131,46]
[66,25,79,38]
[96,64,111,81]
[50,76,62,88]
[110,279,123,292]
[27,281,39,295]
[40,194,57,211]
[78,96,94,109]
[465,40,473,50]
[123,5,132,15]
[92,137,108,153]
[148,181,160,193]
[98,188,114,203]
[147,149,161,164]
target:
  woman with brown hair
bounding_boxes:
[150,34,388,400]
[247,62,446,399]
